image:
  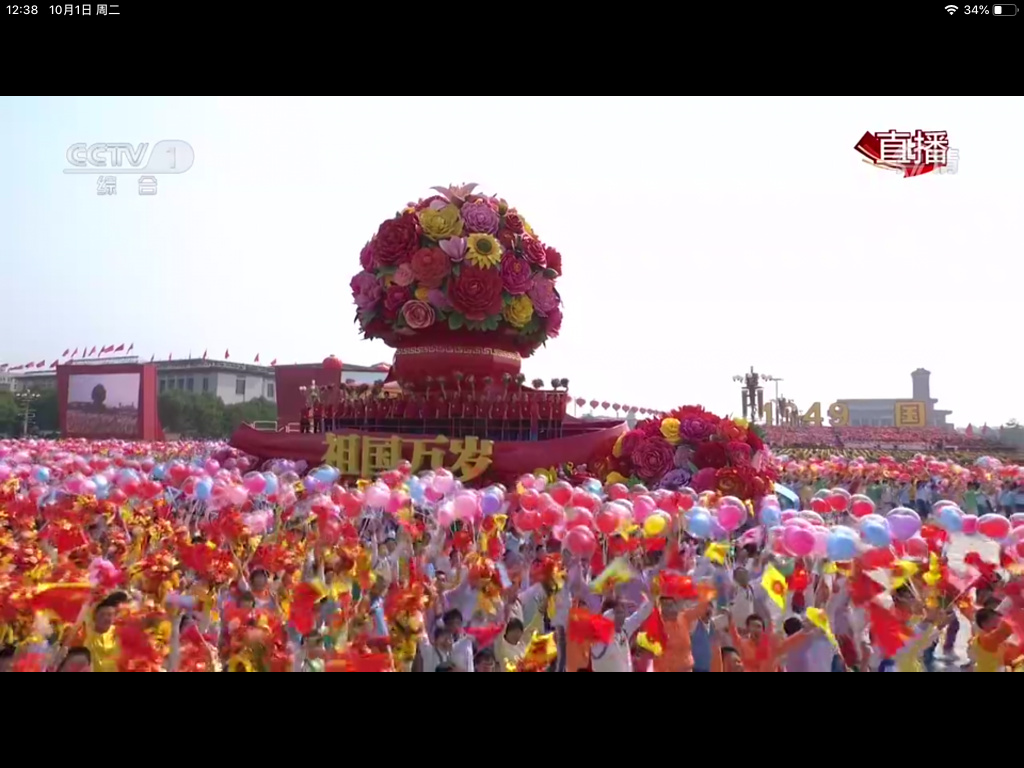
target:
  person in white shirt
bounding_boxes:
[729,566,769,628]
[413,611,475,672]
[591,590,653,673]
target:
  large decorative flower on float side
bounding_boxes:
[351,184,564,354]
[606,406,776,501]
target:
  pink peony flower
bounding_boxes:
[427,288,452,311]
[461,200,500,235]
[527,276,559,316]
[401,300,436,329]
[500,256,535,295]
[545,306,562,337]
[439,236,466,262]
[691,467,718,493]
[393,263,415,287]
[522,237,547,267]
[350,270,382,311]
[360,240,375,271]
[631,437,675,483]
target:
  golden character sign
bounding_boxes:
[894,401,926,428]
[322,433,494,482]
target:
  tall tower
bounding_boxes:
[911,368,931,402]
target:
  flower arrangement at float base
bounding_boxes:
[605,405,777,501]
[350,184,564,355]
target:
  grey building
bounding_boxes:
[837,368,951,428]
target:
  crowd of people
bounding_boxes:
[1,436,1023,673]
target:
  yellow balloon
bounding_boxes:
[643,513,667,538]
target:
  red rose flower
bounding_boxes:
[725,440,752,466]
[521,236,547,267]
[448,264,504,321]
[503,212,525,234]
[544,246,562,275]
[620,430,647,458]
[691,467,718,493]
[383,284,410,318]
[717,419,745,442]
[498,228,518,252]
[373,213,419,267]
[693,441,728,470]
[747,428,764,453]
[630,437,675,483]
[410,247,450,288]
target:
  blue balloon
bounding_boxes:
[582,478,603,496]
[33,466,50,484]
[827,532,859,561]
[262,472,279,497]
[760,505,782,527]
[152,464,167,480]
[861,520,892,548]
[195,478,213,501]
[938,506,963,533]
[688,509,713,539]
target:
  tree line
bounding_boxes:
[0,388,276,439]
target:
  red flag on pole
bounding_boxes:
[115,343,125,352]
[62,348,70,357]
[50,360,58,368]
[168,353,172,361]
[254,353,260,363]
[270,358,277,366]
[36,359,45,368]
[88,346,97,356]
[202,349,207,360]
[9,365,24,371]
[150,354,155,362]
[127,343,134,353]
[25,362,35,369]
[224,349,230,360]
[70,348,78,358]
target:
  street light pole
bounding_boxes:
[15,389,40,437]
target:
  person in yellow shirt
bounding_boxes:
[969,608,1018,673]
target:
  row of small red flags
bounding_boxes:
[1,345,276,372]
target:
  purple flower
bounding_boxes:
[658,468,692,491]
[461,200,499,235]
[527,276,559,316]
[350,270,382,311]
[427,288,452,311]
[680,417,716,442]
[673,445,693,468]
[439,236,466,262]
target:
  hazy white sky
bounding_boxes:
[1,96,1021,426]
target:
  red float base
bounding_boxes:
[229,420,627,485]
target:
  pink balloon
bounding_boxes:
[1010,513,1024,527]
[242,472,267,495]
[632,495,656,522]
[549,481,573,507]
[717,503,745,533]
[781,510,797,523]
[386,491,410,515]
[904,536,929,560]
[80,479,97,497]
[437,503,455,528]
[961,515,978,536]
[798,510,825,526]
[204,459,220,475]
[782,526,816,557]
[364,483,390,508]
[566,508,595,530]
[453,492,479,522]
[812,528,830,558]
[785,517,813,530]
[565,527,597,558]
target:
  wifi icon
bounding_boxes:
[944,4,958,12]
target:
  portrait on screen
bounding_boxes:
[66,373,141,437]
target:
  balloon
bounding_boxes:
[860,519,892,548]
[632,495,656,523]
[798,510,825,526]
[432,469,455,495]
[850,494,875,519]
[886,507,922,542]
[937,505,964,533]
[567,508,594,530]
[687,508,712,539]
[716,502,746,533]
[481,490,503,515]
[262,472,279,497]
[828,488,851,512]
[366,482,392,509]
[32,466,50,484]
[540,504,566,529]
[195,478,213,501]
[438,504,455,528]
[549,481,573,507]
[904,536,929,560]
[676,488,697,511]
[519,489,540,511]
[1010,513,1024,527]
[861,547,896,570]
[812,527,829,558]
[643,512,669,538]
[596,507,620,535]
[782,526,815,557]
[565,527,597,558]
[582,478,603,496]
[810,497,830,514]
[826,532,859,562]
[978,514,1011,540]
[760,505,782,527]
[452,492,478,522]
[961,515,978,536]
[606,483,629,501]
[242,472,267,495]
[515,509,540,532]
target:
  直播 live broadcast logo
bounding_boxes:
[854,130,958,177]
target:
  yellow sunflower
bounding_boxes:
[465,233,503,268]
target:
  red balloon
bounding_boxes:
[850,498,875,519]
[519,488,540,511]
[978,514,1011,540]
[676,492,696,511]
[549,481,573,507]
[567,508,594,530]
[540,505,566,529]
[571,489,598,512]
[565,527,597,558]
[596,508,620,535]
[606,483,629,501]
[860,547,895,570]
[516,509,540,532]
[655,491,678,514]
[810,498,830,514]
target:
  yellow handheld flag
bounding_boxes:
[761,565,788,611]
[704,542,730,566]
[590,557,637,594]
[805,607,838,649]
